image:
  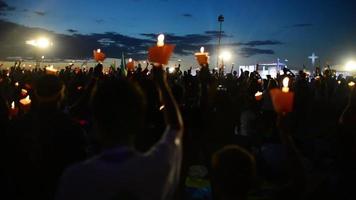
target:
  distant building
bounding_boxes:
[239,61,288,78]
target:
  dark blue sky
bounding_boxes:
[1,0,356,68]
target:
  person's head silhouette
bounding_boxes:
[212,145,256,200]
[91,78,146,148]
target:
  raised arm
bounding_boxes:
[276,115,306,199]
[152,66,183,131]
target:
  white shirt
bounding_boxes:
[56,126,182,200]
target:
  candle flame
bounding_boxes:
[15,82,19,87]
[282,77,289,88]
[200,46,205,53]
[11,101,15,109]
[338,80,341,84]
[349,81,355,87]
[157,34,165,47]
[255,91,263,96]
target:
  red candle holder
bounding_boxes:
[195,47,209,66]
[8,102,18,119]
[148,34,175,66]
[255,91,263,101]
[270,88,294,114]
[126,59,135,71]
[93,49,106,62]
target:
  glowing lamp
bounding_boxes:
[93,48,106,62]
[255,91,263,101]
[270,77,294,114]
[15,82,19,87]
[195,46,209,66]
[348,81,355,87]
[148,34,175,66]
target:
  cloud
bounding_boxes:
[34,11,46,16]
[204,30,231,38]
[95,19,104,24]
[285,23,313,28]
[182,13,192,18]
[240,47,274,57]
[0,19,280,60]
[240,40,283,47]
[0,0,16,15]
[67,29,78,33]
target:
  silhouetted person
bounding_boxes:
[211,145,256,200]
[8,75,88,200]
[56,67,184,200]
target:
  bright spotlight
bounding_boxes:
[26,37,51,49]
[219,51,232,61]
[345,60,356,71]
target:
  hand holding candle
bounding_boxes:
[195,46,209,66]
[270,77,294,114]
[148,34,175,66]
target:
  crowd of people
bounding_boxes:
[0,61,355,200]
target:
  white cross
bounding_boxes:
[308,53,319,66]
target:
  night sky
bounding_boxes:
[0,0,355,69]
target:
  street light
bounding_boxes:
[26,37,52,49]
[217,14,225,68]
[26,37,52,67]
[345,60,356,71]
[219,50,232,70]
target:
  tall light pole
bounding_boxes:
[217,14,224,68]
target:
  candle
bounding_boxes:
[46,65,58,75]
[93,48,106,62]
[19,95,31,112]
[148,34,175,66]
[348,81,355,87]
[127,58,135,71]
[195,46,209,66]
[21,88,28,98]
[9,101,19,119]
[15,82,19,87]
[270,77,294,114]
[282,77,290,92]
[255,91,263,101]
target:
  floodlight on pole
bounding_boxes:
[217,14,224,68]
[345,60,356,71]
[26,37,52,49]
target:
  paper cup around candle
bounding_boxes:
[93,49,106,62]
[148,45,175,66]
[270,88,294,113]
[9,101,19,119]
[19,95,31,113]
[255,91,263,101]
